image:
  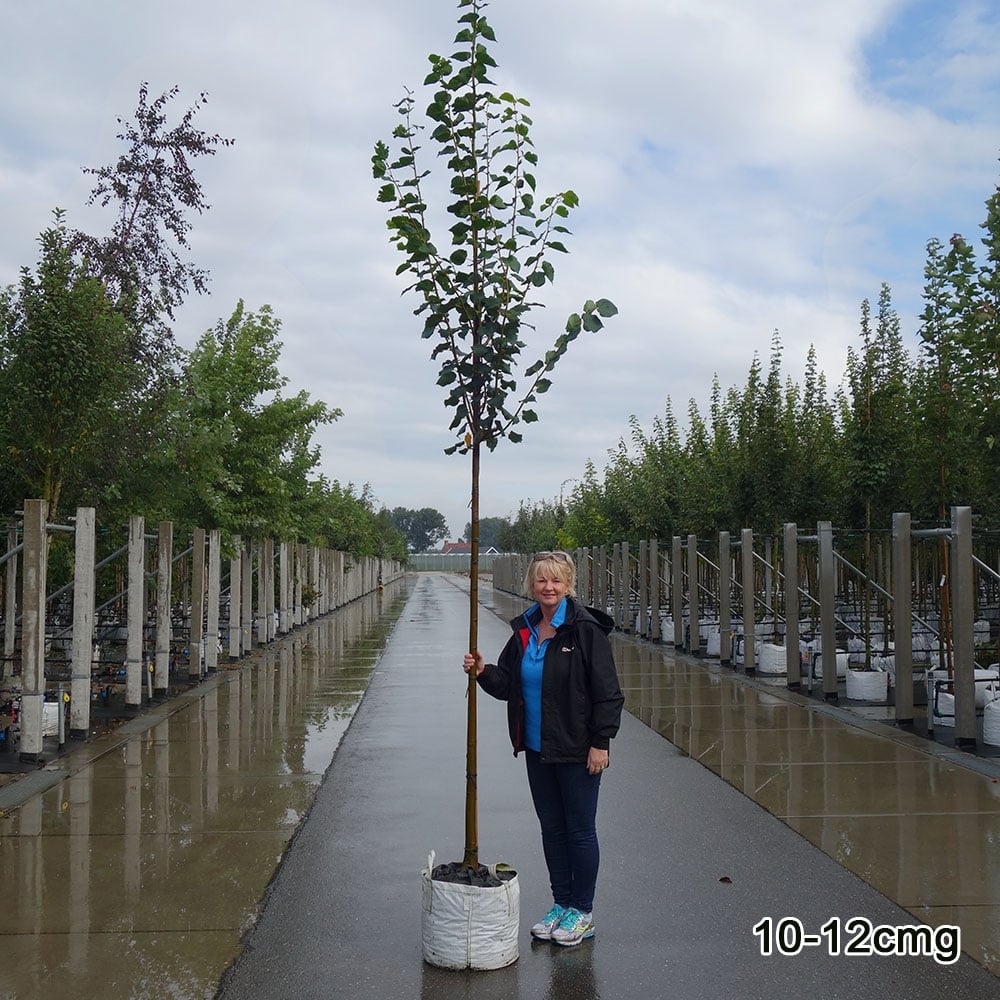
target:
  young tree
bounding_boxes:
[917,236,981,519]
[166,301,339,537]
[0,213,134,517]
[373,0,615,872]
[72,83,234,339]
[559,461,614,547]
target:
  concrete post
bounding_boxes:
[608,545,617,624]
[19,500,48,762]
[649,539,661,642]
[70,507,96,739]
[687,534,699,655]
[818,521,838,702]
[241,540,252,654]
[741,528,756,674]
[638,540,648,636]
[335,549,345,611]
[311,547,321,620]
[125,515,145,709]
[257,539,269,646]
[278,542,291,634]
[3,523,17,682]
[672,536,683,647]
[154,520,173,697]
[595,546,605,612]
[229,536,242,659]
[891,513,914,725]
[783,523,801,688]
[951,506,976,747]
[293,545,303,624]
[619,542,630,631]
[576,547,589,606]
[719,531,731,665]
[206,529,221,672]
[190,528,206,679]
[266,538,276,638]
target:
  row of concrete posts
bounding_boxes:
[6,499,403,763]
[492,506,989,749]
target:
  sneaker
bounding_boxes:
[551,907,595,947]
[530,904,567,941]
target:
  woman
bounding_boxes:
[463,550,624,947]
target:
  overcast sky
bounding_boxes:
[3,0,1000,541]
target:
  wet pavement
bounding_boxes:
[0,584,410,1000]
[1,573,999,998]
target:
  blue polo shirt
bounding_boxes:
[521,598,567,752]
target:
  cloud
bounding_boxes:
[3,0,1000,540]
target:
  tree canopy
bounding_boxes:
[390,506,450,552]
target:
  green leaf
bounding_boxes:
[566,313,582,335]
[596,298,618,317]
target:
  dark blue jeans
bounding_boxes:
[524,750,603,913]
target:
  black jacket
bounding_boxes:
[478,597,624,763]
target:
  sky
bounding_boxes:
[3,0,1000,542]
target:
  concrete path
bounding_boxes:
[218,574,999,1000]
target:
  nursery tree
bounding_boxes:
[373,0,616,871]
[72,83,234,339]
[0,212,133,517]
[171,301,339,537]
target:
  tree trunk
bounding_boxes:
[462,439,481,870]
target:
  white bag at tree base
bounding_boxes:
[421,850,520,970]
[983,697,1000,747]
[846,667,889,702]
[758,643,785,675]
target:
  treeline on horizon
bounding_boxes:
[497,175,1000,555]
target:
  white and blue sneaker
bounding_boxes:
[551,907,595,946]
[530,904,567,940]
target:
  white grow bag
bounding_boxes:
[846,668,889,702]
[983,695,1000,746]
[421,851,519,970]
[758,643,786,675]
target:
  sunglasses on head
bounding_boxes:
[531,550,571,563]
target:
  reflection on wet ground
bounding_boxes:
[3,574,999,995]
[483,587,1000,976]
[613,634,1000,975]
[0,579,413,1000]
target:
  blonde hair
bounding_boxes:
[522,550,576,598]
